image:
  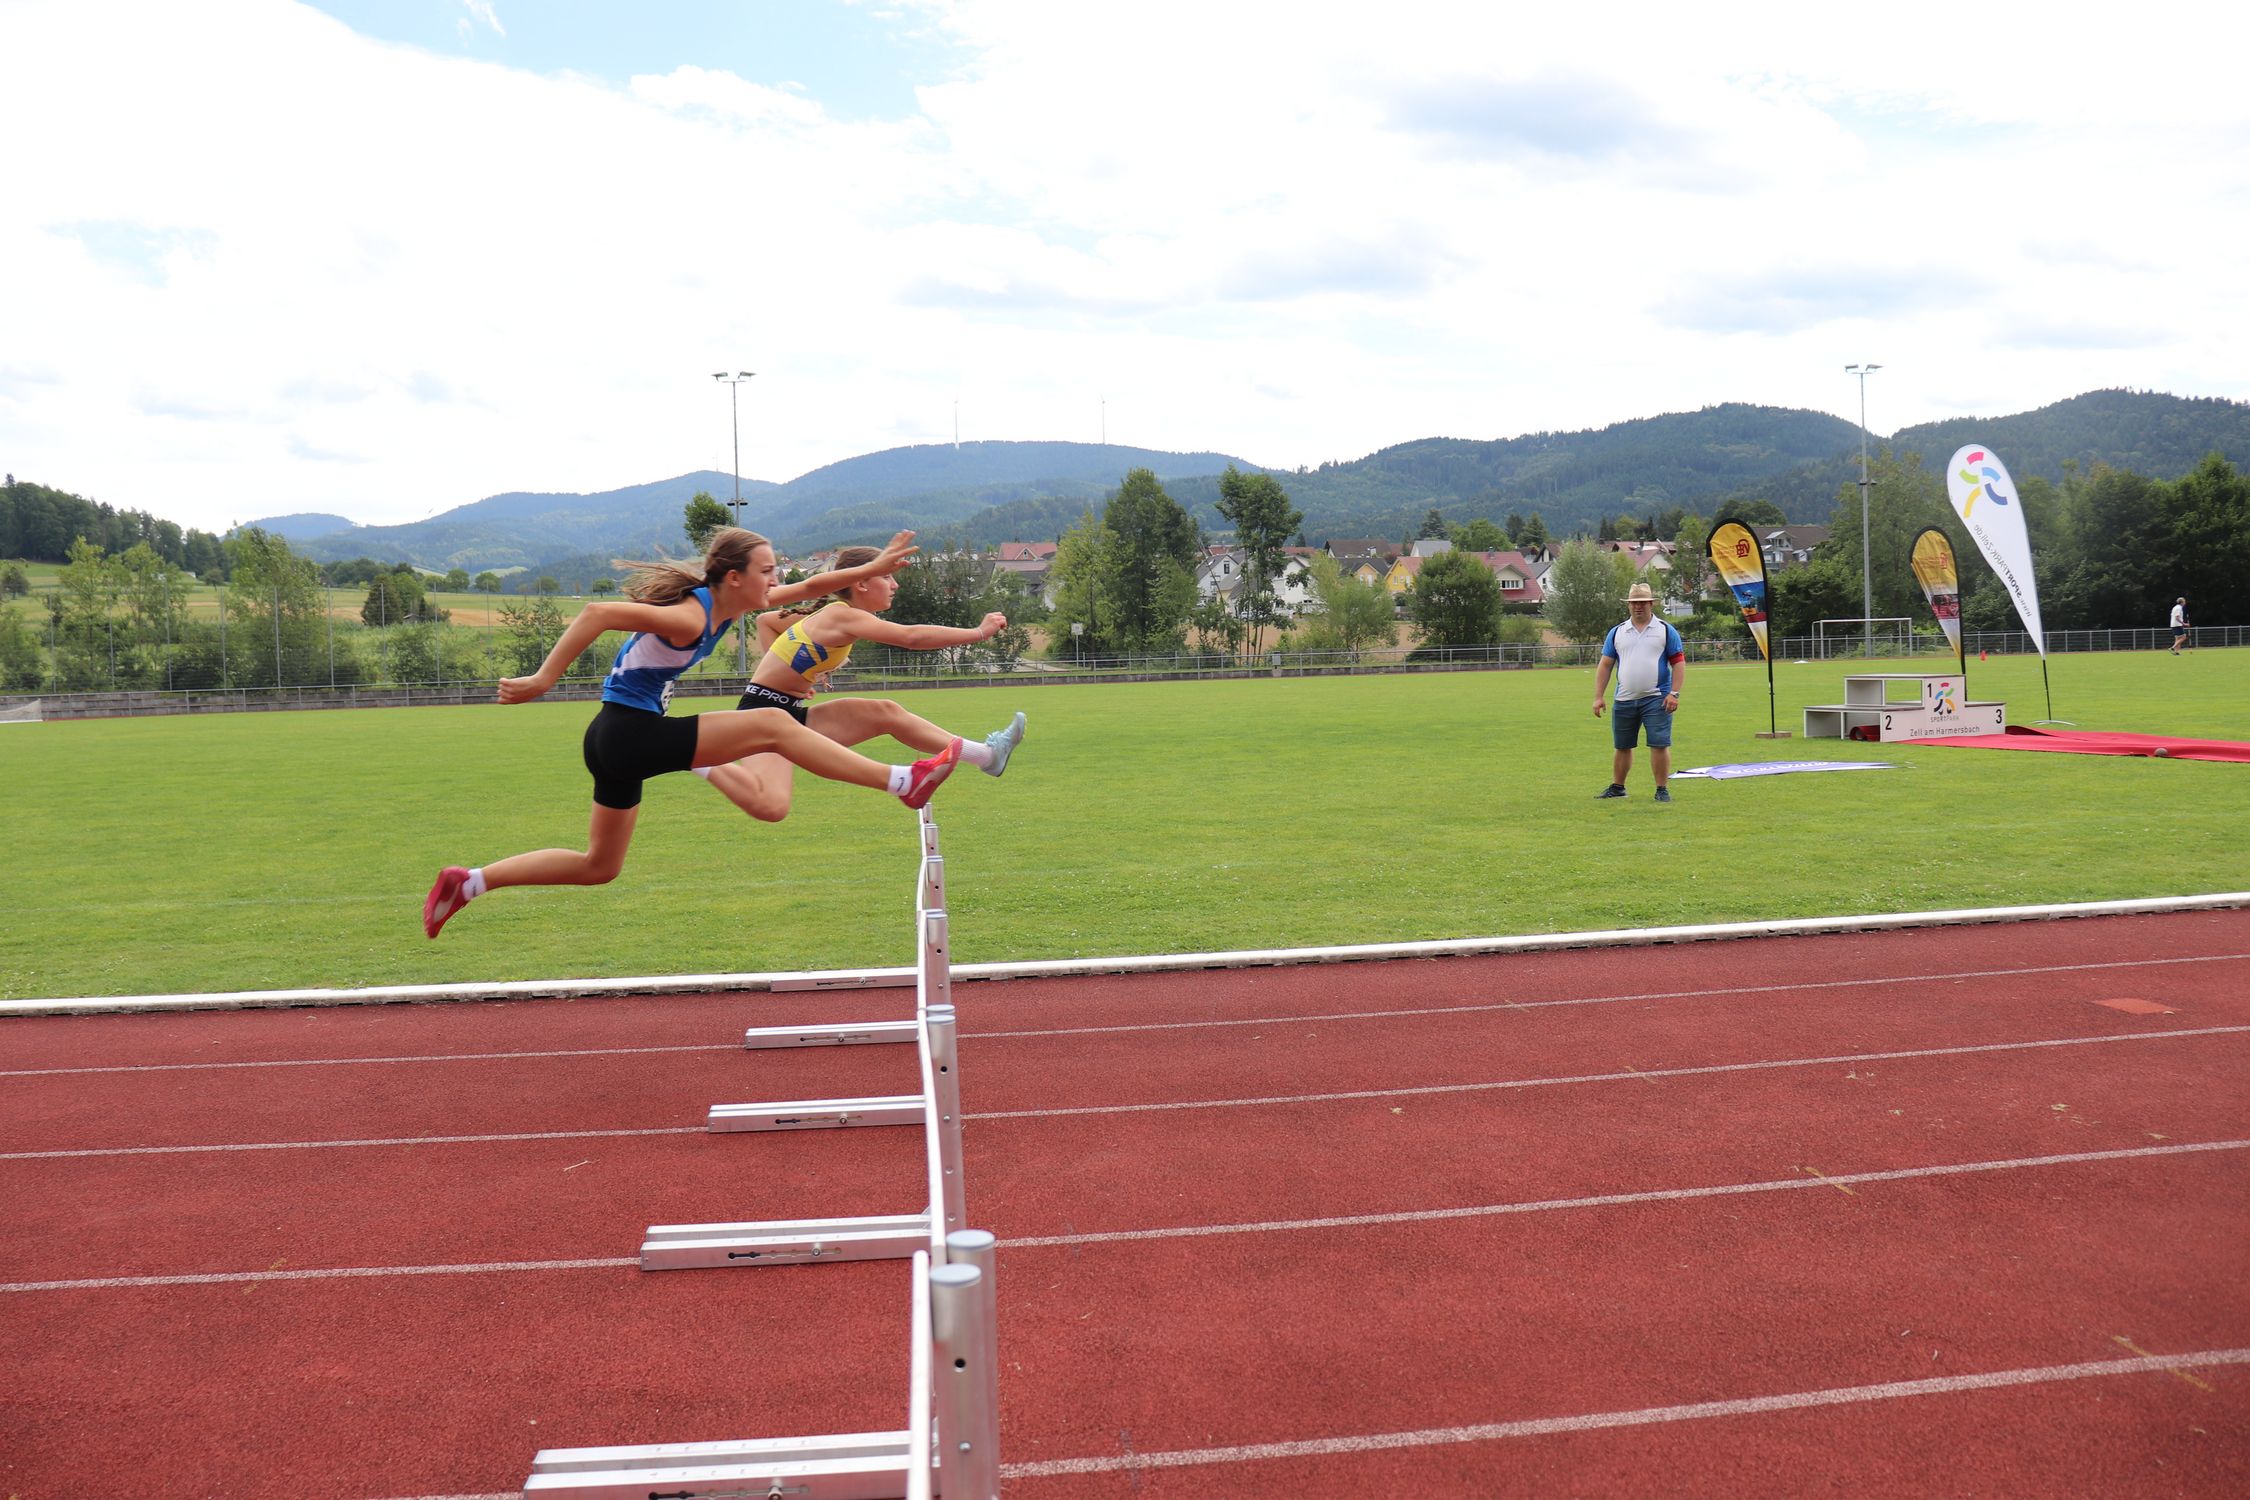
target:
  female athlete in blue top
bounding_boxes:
[422,528,960,937]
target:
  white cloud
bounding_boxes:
[0,0,2244,536]
[460,0,504,39]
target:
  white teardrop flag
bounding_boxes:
[1944,443,2045,657]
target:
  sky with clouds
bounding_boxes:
[3,0,2245,534]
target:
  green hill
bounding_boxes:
[232,391,2250,569]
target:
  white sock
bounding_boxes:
[691,766,715,780]
[887,765,912,795]
[463,868,487,900]
[956,740,994,768]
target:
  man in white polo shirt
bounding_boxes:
[1592,581,1685,802]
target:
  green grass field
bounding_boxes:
[3,649,2245,999]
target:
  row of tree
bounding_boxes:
[1,479,231,579]
[0,527,631,693]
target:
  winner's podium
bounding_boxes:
[1803,673,2004,742]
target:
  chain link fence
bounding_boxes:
[2,619,2238,721]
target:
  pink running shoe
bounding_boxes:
[423,866,471,938]
[901,738,962,809]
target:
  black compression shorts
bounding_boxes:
[736,682,810,725]
[581,703,701,810]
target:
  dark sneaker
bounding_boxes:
[1655,786,1672,803]
[902,738,962,809]
[981,712,1026,777]
[1598,784,1627,799]
[423,866,471,938]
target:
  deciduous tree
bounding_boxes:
[1215,466,1303,652]
[1406,550,1502,648]
[683,492,731,551]
[1544,540,1635,643]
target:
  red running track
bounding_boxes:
[3,909,2248,1498]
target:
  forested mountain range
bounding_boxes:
[63,386,2247,578]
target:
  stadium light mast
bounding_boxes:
[713,370,755,670]
[1846,363,1882,657]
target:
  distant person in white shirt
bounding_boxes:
[1592,582,1686,803]
[2171,597,2190,654]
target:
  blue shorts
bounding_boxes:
[1612,695,1672,750]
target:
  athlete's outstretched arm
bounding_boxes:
[769,531,919,606]
[498,599,702,704]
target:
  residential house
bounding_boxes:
[1759,525,1830,570]
[1326,537,1399,589]
[1386,549,1546,608]
[1197,545,1316,616]
[1600,539,1676,579]
[1473,550,1545,609]
[991,539,1055,600]
[1408,537,1453,558]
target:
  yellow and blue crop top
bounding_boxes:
[767,615,854,683]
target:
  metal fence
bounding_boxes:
[2,623,2237,722]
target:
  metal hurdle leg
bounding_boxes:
[930,1238,1000,1500]
[919,851,945,915]
[925,1006,966,1244]
[919,907,951,1014]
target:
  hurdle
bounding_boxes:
[524,1230,1001,1499]
[530,807,1002,1497]
[639,807,968,1270]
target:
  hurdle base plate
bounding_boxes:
[743,1019,920,1049]
[641,1212,932,1270]
[527,1429,915,1499]
[708,1094,923,1131]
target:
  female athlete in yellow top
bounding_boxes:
[699,544,1026,822]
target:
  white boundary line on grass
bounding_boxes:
[6,890,2248,1017]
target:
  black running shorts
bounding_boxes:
[736,682,810,725]
[581,703,701,810]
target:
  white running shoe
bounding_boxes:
[981,712,1026,777]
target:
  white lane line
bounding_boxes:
[12,951,2246,1079]
[971,1024,2250,1121]
[995,1347,2250,1480]
[0,1125,702,1161]
[0,1041,738,1078]
[999,1138,2250,1248]
[6,1258,638,1293]
[972,951,2250,1041]
[11,1138,2243,1294]
[9,1025,2248,1160]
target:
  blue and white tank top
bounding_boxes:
[601,587,732,714]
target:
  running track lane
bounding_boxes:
[0,910,2245,1497]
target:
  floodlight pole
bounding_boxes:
[1846,363,1882,657]
[713,370,755,672]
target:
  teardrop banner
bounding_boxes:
[1909,526,1966,680]
[1945,443,2062,720]
[1708,516,1781,735]
[1943,444,2042,653]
